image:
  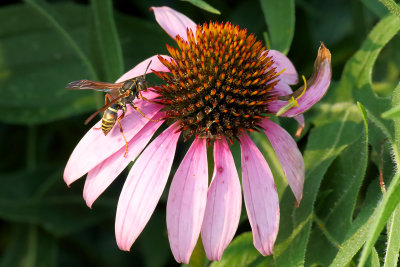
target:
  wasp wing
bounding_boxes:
[66,80,122,93]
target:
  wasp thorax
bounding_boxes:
[154,22,280,142]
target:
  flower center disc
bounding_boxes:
[155,22,280,142]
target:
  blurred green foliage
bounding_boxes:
[1,0,400,266]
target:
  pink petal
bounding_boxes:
[267,50,298,85]
[116,55,172,83]
[201,138,242,261]
[261,119,304,204]
[268,44,332,117]
[150,6,197,42]
[270,81,294,97]
[63,102,163,186]
[240,133,279,256]
[83,113,165,208]
[115,123,181,251]
[167,138,208,264]
[294,114,305,137]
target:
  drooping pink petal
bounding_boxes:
[268,44,332,117]
[167,138,208,264]
[261,119,304,204]
[294,114,305,137]
[201,138,241,261]
[151,6,197,42]
[240,134,279,256]
[116,55,172,83]
[83,113,165,208]
[63,102,163,186]
[266,50,298,85]
[115,123,181,251]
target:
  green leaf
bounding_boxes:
[305,102,369,265]
[392,82,400,164]
[358,172,400,266]
[337,14,400,141]
[181,0,221,15]
[330,179,382,266]
[90,0,124,81]
[184,237,208,267]
[362,0,389,17]
[0,3,97,125]
[368,248,381,267]
[259,0,295,54]
[0,225,57,267]
[382,104,400,119]
[211,232,273,267]
[383,204,400,267]
[379,0,400,18]
[274,102,363,266]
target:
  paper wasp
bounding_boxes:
[66,61,158,156]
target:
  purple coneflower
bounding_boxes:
[64,6,331,263]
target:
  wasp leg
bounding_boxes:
[138,91,160,105]
[116,111,129,157]
[131,104,161,122]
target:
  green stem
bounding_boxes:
[26,125,37,171]
[24,225,38,267]
[24,0,98,80]
[379,0,400,18]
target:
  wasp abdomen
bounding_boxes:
[102,104,119,135]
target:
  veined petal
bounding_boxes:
[270,81,294,96]
[269,44,332,117]
[63,102,163,186]
[201,138,241,261]
[116,55,172,83]
[240,134,279,256]
[267,50,298,85]
[83,113,165,208]
[261,119,304,204]
[115,123,181,251]
[167,138,208,264]
[151,6,197,42]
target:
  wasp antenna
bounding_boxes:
[143,60,152,79]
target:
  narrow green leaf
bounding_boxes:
[211,232,273,267]
[379,0,400,18]
[368,248,381,267]
[181,0,221,15]
[382,104,400,119]
[330,179,382,266]
[383,204,400,267]
[391,82,400,166]
[91,0,124,81]
[358,172,400,266]
[259,0,295,54]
